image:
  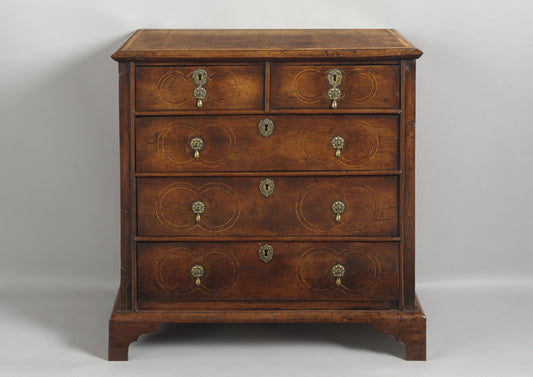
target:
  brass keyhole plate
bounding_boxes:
[259,178,275,197]
[327,69,343,87]
[192,69,208,86]
[258,243,274,263]
[258,119,274,137]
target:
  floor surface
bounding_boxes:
[1,281,532,376]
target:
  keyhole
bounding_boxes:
[264,250,269,257]
[333,74,337,82]
[198,74,202,81]
[265,124,269,132]
[265,184,269,191]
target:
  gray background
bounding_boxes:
[1,0,532,375]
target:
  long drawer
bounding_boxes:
[137,242,399,303]
[135,115,399,172]
[137,176,398,237]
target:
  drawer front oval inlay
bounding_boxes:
[154,182,241,232]
[296,183,380,233]
[296,248,381,294]
[156,121,236,166]
[155,248,239,295]
[299,119,379,166]
[292,69,324,104]
[156,71,189,105]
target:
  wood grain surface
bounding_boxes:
[109,29,425,361]
[135,115,399,172]
[270,64,400,109]
[112,29,422,61]
[136,65,264,111]
[137,241,399,303]
[136,176,399,237]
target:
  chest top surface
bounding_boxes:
[111,29,422,61]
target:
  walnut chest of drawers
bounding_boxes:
[109,29,425,361]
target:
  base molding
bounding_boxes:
[108,291,426,361]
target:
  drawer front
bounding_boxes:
[270,64,399,109]
[136,65,264,111]
[137,176,398,237]
[137,242,399,302]
[136,115,399,172]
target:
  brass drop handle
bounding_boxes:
[190,137,204,159]
[191,200,205,223]
[331,264,345,287]
[331,136,345,158]
[329,93,340,109]
[192,69,207,108]
[191,264,205,286]
[331,200,345,223]
[327,69,342,109]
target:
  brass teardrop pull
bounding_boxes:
[191,200,205,223]
[331,200,345,223]
[190,137,204,159]
[331,264,345,287]
[191,264,205,286]
[330,136,345,158]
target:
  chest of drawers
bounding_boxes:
[108,29,425,361]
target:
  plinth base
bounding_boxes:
[109,291,426,361]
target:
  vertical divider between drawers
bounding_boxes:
[264,61,270,112]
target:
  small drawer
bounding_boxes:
[137,176,398,237]
[135,115,399,172]
[270,64,399,109]
[137,242,399,304]
[136,65,264,111]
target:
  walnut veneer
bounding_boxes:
[109,29,425,361]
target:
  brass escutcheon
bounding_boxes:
[327,69,343,87]
[192,69,207,86]
[259,178,275,197]
[331,200,345,223]
[258,243,274,263]
[191,264,205,286]
[192,69,207,108]
[191,200,205,223]
[331,264,345,287]
[258,119,274,137]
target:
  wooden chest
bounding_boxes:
[109,29,425,361]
